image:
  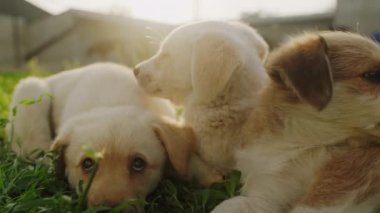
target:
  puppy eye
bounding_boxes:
[130,157,146,173]
[362,70,380,84]
[81,158,95,173]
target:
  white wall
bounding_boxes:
[25,12,74,59]
[0,15,25,70]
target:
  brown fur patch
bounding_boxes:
[86,151,161,207]
[87,156,133,207]
[301,145,380,207]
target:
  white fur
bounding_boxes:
[134,21,268,183]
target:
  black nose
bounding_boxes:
[133,67,140,76]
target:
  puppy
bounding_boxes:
[212,32,380,212]
[7,63,194,208]
[134,21,269,185]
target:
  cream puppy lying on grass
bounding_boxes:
[134,21,269,184]
[7,63,195,208]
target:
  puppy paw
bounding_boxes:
[211,196,253,213]
[188,154,224,186]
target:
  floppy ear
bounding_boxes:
[191,33,243,102]
[50,131,70,180]
[153,117,196,177]
[267,35,333,110]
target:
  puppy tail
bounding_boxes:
[7,77,53,158]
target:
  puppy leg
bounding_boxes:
[211,196,253,213]
[7,77,53,158]
[188,155,223,186]
[212,173,307,213]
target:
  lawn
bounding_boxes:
[0,71,241,212]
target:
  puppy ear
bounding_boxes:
[50,131,70,180]
[267,35,333,110]
[191,33,243,102]
[153,117,196,177]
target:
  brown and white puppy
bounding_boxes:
[134,21,269,185]
[7,63,194,208]
[212,32,380,212]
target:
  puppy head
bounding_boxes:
[322,32,380,134]
[134,21,268,104]
[51,107,195,208]
[266,32,380,131]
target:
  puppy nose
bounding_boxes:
[133,67,140,76]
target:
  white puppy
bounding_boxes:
[134,21,269,184]
[212,32,380,212]
[7,63,195,208]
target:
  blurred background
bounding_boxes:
[0,0,379,71]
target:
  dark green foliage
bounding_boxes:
[0,146,75,212]
[145,170,241,213]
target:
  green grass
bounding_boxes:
[0,72,241,212]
